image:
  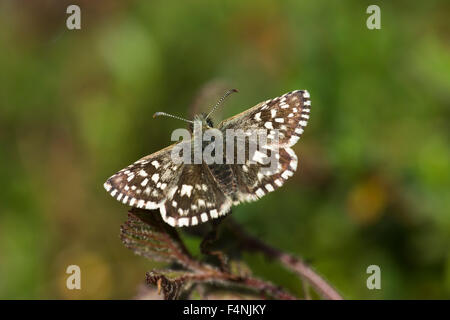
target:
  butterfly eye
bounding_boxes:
[206,118,214,127]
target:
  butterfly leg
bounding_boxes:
[200,217,230,272]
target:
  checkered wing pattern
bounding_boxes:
[104,144,183,211]
[160,164,232,227]
[220,90,310,203]
[230,147,298,203]
[104,144,231,227]
[219,90,311,148]
[104,90,311,227]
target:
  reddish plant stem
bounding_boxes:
[227,219,343,300]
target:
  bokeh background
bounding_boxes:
[0,0,448,299]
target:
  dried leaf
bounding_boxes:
[146,271,187,300]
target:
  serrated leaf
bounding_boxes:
[120,208,193,266]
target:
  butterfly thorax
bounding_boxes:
[188,114,238,199]
[189,113,214,132]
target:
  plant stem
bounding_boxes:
[227,219,343,300]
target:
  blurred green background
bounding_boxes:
[0,0,449,299]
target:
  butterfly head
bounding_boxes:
[189,113,214,132]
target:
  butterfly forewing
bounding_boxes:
[104,143,183,209]
[219,90,311,147]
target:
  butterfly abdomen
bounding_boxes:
[207,163,237,197]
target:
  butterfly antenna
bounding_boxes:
[153,112,194,124]
[206,88,238,120]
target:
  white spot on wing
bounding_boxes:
[104,182,112,192]
[256,188,265,197]
[145,201,158,209]
[264,122,273,129]
[178,217,189,227]
[289,135,299,145]
[151,160,160,169]
[167,217,176,227]
[285,148,298,171]
[180,184,193,197]
[138,169,148,177]
[210,209,218,218]
[252,150,267,164]
[281,170,293,179]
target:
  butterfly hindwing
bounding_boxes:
[231,147,298,203]
[160,163,232,227]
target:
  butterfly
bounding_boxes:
[104,89,311,227]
